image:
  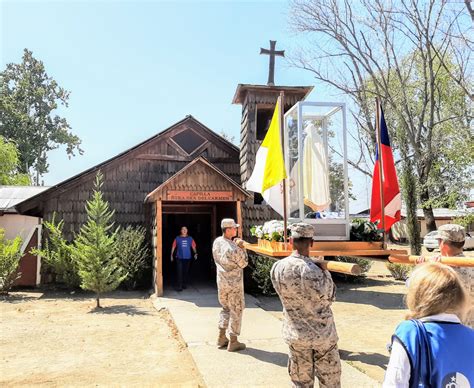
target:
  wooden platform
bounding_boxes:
[245,240,407,259]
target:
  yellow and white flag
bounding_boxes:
[246,98,287,216]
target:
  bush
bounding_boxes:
[332,256,373,282]
[386,263,412,280]
[114,225,149,290]
[0,229,22,294]
[350,219,383,241]
[250,254,276,296]
[31,215,80,288]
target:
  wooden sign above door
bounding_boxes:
[167,190,234,201]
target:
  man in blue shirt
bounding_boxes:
[171,226,197,291]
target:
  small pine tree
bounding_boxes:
[72,172,126,308]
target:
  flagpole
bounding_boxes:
[376,97,386,247]
[279,91,288,246]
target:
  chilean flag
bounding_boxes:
[370,105,401,231]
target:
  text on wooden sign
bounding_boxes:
[167,190,233,201]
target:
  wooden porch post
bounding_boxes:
[236,200,243,238]
[155,200,163,296]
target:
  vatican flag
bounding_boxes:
[246,98,287,216]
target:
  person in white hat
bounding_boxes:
[212,218,248,352]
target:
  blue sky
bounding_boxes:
[1,0,370,211]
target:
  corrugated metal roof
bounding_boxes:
[401,206,470,218]
[0,186,50,213]
[353,206,472,219]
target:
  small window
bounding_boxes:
[256,108,273,140]
[172,129,206,154]
[254,193,264,205]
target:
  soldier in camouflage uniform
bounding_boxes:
[270,223,341,388]
[212,218,248,352]
[417,224,473,327]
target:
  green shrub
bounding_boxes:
[350,219,383,241]
[386,263,412,280]
[114,225,149,290]
[250,254,276,296]
[453,213,474,231]
[0,229,22,294]
[32,215,80,288]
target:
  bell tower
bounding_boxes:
[232,40,313,195]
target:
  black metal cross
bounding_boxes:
[260,40,285,86]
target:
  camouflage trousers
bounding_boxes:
[217,285,245,336]
[288,343,341,388]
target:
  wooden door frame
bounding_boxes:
[155,201,222,296]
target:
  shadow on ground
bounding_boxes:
[339,349,389,370]
[38,290,150,301]
[336,278,406,310]
[256,277,406,311]
[88,304,152,316]
[244,347,288,367]
[0,293,39,304]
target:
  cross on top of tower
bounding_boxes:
[260,40,285,86]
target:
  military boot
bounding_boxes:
[227,335,246,352]
[217,328,229,348]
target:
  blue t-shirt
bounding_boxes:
[175,236,194,260]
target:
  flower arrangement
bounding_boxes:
[250,220,289,242]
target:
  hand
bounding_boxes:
[416,256,441,264]
[235,238,246,248]
[194,253,198,261]
[171,255,174,262]
[415,256,426,264]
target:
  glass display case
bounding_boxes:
[284,101,349,240]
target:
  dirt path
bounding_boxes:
[0,291,204,387]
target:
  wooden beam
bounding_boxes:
[155,200,163,296]
[263,255,361,276]
[389,254,474,267]
[236,200,243,238]
[244,243,407,258]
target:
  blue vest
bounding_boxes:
[393,320,474,388]
[175,236,193,260]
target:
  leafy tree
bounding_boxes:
[219,130,236,145]
[289,0,472,239]
[329,160,355,213]
[71,172,126,308]
[0,229,22,294]
[400,141,422,254]
[0,49,83,184]
[31,215,80,288]
[114,226,149,290]
[0,136,30,185]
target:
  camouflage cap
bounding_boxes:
[221,218,239,228]
[290,222,315,239]
[434,224,465,242]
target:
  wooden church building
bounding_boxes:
[15,83,312,295]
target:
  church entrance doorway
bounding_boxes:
[161,202,237,291]
[145,157,249,296]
